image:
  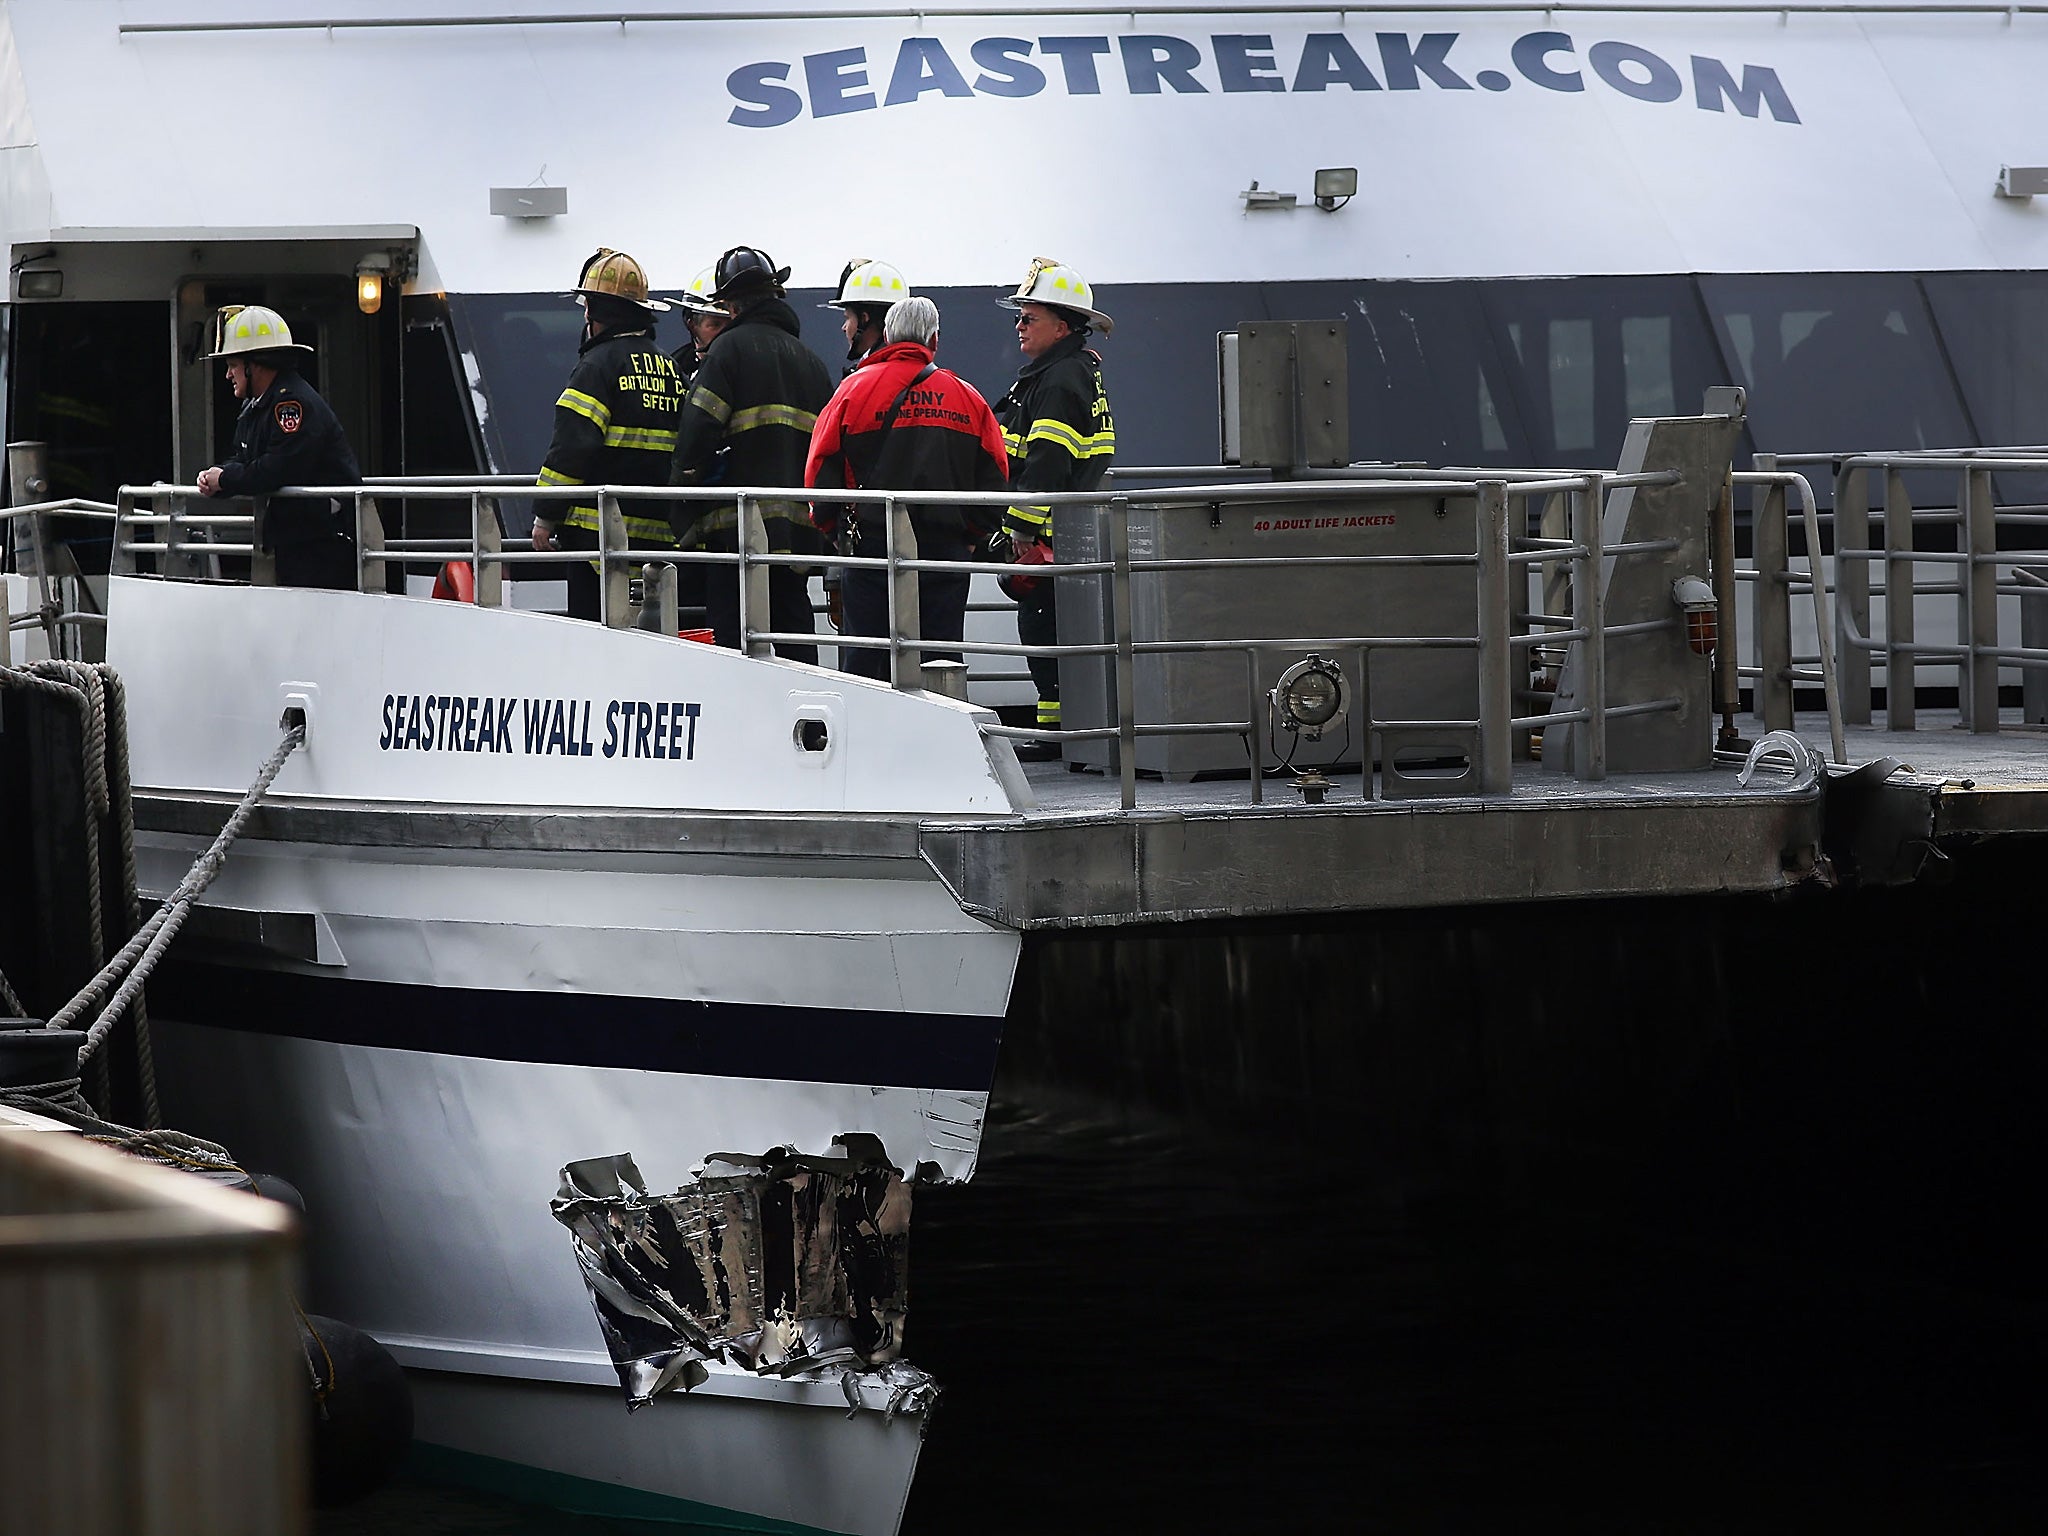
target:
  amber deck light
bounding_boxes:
[355,253,391,315]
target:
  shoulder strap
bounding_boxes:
[851,362,938,486]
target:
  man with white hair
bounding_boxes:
[804,295,1007,681]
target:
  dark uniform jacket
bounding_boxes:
[995,331,1115,547]
[217,369,361,553]
[804,340,1008,552]
[536,327,682,550]
[672,298,832,555]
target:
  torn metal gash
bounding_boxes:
[551,1138,931,1414]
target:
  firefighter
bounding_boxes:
[822,258,911,372]
[993,258,1116,759]
[805,295,1007,682]
[195,304,362,592]
[670,266,728,384]
[671,244,832,663]
[529,248,682,622]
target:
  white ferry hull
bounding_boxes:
[108,575,1025,1532]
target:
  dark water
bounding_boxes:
[324,846,2048,1533]
[323,1089,2048,1534]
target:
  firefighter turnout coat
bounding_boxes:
[217,368,362,555]
[535,326,682,550]
[995,330,1115,546]
[672,298,833,555]
[803,340,1008,551]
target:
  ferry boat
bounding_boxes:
[5,5,2048,1533]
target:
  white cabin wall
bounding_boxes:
[2,5,2045,301]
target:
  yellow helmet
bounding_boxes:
[202,303,315,361]
[997,257,1113,335]
[571,248,669,313]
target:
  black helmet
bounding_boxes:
[711,245,791,300]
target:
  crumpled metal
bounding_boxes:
[551,1137,914,1411]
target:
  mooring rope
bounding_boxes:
[54,719,306,1073]
[2,664,108,974]
[0,1080,241,1171]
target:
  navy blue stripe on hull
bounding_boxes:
[148,960,1005,1092]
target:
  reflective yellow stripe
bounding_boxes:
[557,388,610,429]
[537,466,584,487]
[675,500,812,547]
[603,425,679,451]
[1026,418,1087,456]
[1001,429,1024,456]
[1025,420,1116,459]
[562,507,678,543]
[1036,699,1061,725]
[727,403,819,434]
[1004,504,1052,529]
[687,385,731,425]
[628,516,679,543]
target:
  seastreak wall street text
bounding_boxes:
[378,694,703,760]
[728,31,1800,127]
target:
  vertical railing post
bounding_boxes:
[1109,494,1137,811]
[1571,474,1607,782]
[1752,455,1793,731]
[354,494,386,594]
[1883,466,1915,730]
[1354,643,1374,802]
[474,495,505,608]
[1965,465,1999,733]
[1245,648,1264,805]
[1710,469,1740,748]
[740,494,772,659]
[250,497,276,587]
[887,496,922,691]
[1835,462,1871,724]
[598,490,630,629]
[112,488,137,576]
[1476,479,1512,795]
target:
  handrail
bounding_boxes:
[85,459,1755,810]
[1735,463,1844,763]
[118,3,2048,36]
[1743,447,2048,737]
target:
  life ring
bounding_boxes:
[431,560,476,603]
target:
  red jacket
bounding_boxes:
[805,341,1008,549]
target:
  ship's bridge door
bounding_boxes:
[4,227,427,543]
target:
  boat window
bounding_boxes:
[1623,316,1677,420]
[1698,273,1971,464]
[1282,280,1532,468]
[1549,317,1597,455]
[447,294,586,476]
[1921,271,2048,512]
[5,300,173,574]
[1476,278,1730,471]
[1920,272,2048,451]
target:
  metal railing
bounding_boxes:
[0,501,119,665]
[1738,459,1845,763]
[1769,449,2048,735]
[82,465,1732,810]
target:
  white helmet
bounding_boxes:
[675,266,725,317]
[822,258,911,311]
[997,257,1113,335]
[202,303,315,361]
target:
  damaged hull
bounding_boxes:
[110,576,1023,1534]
